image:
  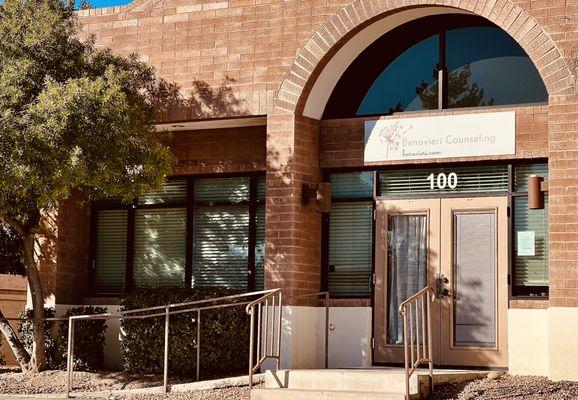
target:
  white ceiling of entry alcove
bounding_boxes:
[302,7,474,120]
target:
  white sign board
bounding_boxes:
[517,231,536,256]
[364,111,515,162]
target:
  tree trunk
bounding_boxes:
[0,310,30,371]
[22,234,46,372]
[0,308,30,370]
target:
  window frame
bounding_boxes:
[323,14,548,119]
[88,171,266,297]
[322,160,549,300]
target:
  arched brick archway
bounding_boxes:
[274,1,575,116]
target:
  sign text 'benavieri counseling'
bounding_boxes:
[364,111,516,162]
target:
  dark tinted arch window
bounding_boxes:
[323,15,547,119]
[445,27,547,108]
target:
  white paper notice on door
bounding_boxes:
[517,231,535,256]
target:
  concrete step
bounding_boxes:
[263,369,419,394]
[251,388,407,400]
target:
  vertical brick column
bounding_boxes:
[37,192,91,307]
[547,94,578,381]
[264,114,322,302]
[548,94,578,308]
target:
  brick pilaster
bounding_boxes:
[548,94,578,307]
[264,114,322,302]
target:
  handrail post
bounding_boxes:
[164,306,169,393]
[276,292,282,370]
[248,305,255,389]
[324,292,329,369]
[66,317,74,398]
[427,292,434,394]
[402,308,410,400]
[399,286,436,400]
[196,309,201,382]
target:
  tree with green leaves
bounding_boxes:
[417,64,494,109]
[0,0,174,372]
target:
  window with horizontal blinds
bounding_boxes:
[195,178,250,203]
[514,196,549,288]
[328,202,373,296]
[255,205,265,290]
[95,210,127,294]
[257,176,266,200]
[379,165,509,195]
[133,208,187,288]
[330,172,374,198]
[514,163,548,192]
[92,175,265,295]
[193,205,249,289]
[137,180,187,205]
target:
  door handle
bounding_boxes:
[435,273,450,299]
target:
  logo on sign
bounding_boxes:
[364,111,515,163]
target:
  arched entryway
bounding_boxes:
[264,2,576,376]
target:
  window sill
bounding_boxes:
[509,297,549,309]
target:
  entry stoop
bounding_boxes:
[251,369,428,400]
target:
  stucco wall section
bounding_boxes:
[508,308,549,376]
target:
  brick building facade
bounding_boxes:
[36,0,578,380]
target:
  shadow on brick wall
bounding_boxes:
[155,76,249,122]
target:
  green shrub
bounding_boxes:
[19,306,108,371]
[18,307,59,369]
[120,287,250,380]
[58,306,108,371]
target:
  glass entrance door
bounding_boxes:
[374,199,440,363]
[438,197,508,367]
[374,197,508,367]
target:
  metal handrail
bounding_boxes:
[65,288,280,398]
[246,288,282,389]
[399,286,435,400]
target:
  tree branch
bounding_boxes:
[0,214,25,237]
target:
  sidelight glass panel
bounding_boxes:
[453,212,496,347]
[387,214,427,345]
[133,208,187,287]
[193,205,249,289]
[328,202,373,296]
[95,210,128,294]
[330,172,374,199]
[514,197,549,288]
[255,204,265,290]
[514,163,548,192]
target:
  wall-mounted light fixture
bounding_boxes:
[301,183,331,213]
[528,175,548,209]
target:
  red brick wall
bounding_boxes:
[265,114,322,300]
[169,125,266,174]
[70,0,578,307]
[0,275,26,366]
[320,105,549,168]
[548,94,578,307]
[77,1,577,120]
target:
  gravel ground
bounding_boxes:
[110,387,250,400]
[430,375,578,400]
[0,370,191,395]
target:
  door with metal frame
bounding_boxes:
[438,197,508,367]
[374,199,440,364]
[374,197,508,368]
